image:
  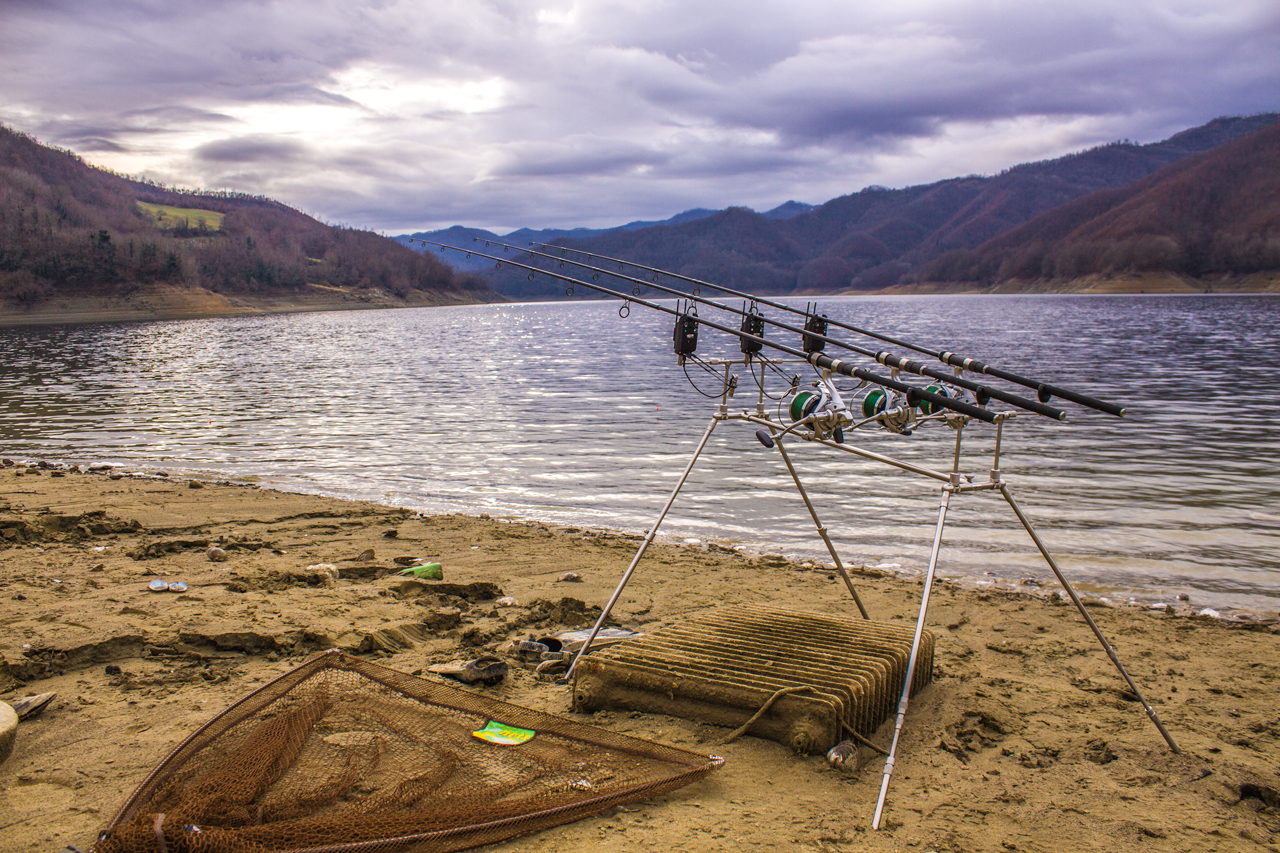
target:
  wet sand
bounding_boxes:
[1,465,1277,852]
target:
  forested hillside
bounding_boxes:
[0,125,497,308]
[918,119,1280,284]
[480,113,1278,297]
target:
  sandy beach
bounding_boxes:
[1,464,1277,852]
[0,282,502,329]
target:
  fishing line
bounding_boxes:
[529,241,1123,417]
[478,238,1069,421]
[422,239,999,425]
[750,356,798,400]
[682,356,729,399]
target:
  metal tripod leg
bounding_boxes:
[998,483,1181,753]
[773,438,870,619]
[873,487,951,830]
[565,416,721,684]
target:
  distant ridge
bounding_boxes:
[762,200,816,220]
[397,208,723,274]
[464,113,1279,298]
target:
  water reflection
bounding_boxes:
[1,295,1277,612]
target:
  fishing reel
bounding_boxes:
[761,375,855,446]
[859,388,915,435]
[860,382,964,435]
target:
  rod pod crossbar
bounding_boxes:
[471,237,1069,421]
[530,241,1125,417]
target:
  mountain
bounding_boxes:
[477,113,1279,298]
[614,207,722,231]
[918,119,1280,286]
[396,226,516,274]
[762,200,816,220]
[0,125,500,323]
[396,208,723,274]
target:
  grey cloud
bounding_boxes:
[492,138,668,178]
[123,105,237,124]
[66,137,129,153]
[195,135,309,164]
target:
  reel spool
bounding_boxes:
[861,388,914,435]
[918,384,953,415]
[790,389,824,424]
[786,386,848,443]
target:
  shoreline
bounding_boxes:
[0,281,503,328]
[8,455,1276,624]
[2,272,1276,328]
[8,456,1276,623]
[2,464,1278,852]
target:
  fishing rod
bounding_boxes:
[472,237,1068,421]
[416,239,999,425]
[529,241,1126,418]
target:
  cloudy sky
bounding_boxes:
[2,1,1277,233]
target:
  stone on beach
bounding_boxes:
[0,701,16,766]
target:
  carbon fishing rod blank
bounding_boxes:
[919,384,953,415]
[527,240,1122,418]
[484,236,1071,420]
[424,238,997,424]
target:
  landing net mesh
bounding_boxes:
[95,650,722,853]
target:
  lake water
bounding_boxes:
[1,295,1277,614]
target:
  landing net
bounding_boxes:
[95,650,722,853]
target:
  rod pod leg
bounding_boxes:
[998,483,1181,753]
[873,487,952,830]
[772,437,870,619]
[565,416,721,685]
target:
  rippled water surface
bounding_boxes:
[2,295,1277,612]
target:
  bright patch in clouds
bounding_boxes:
[220,103,350,138]
[330,66,508,116]
[535,6,578,27]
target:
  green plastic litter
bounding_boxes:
[398,562,442,580]
[472,720,536,745]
